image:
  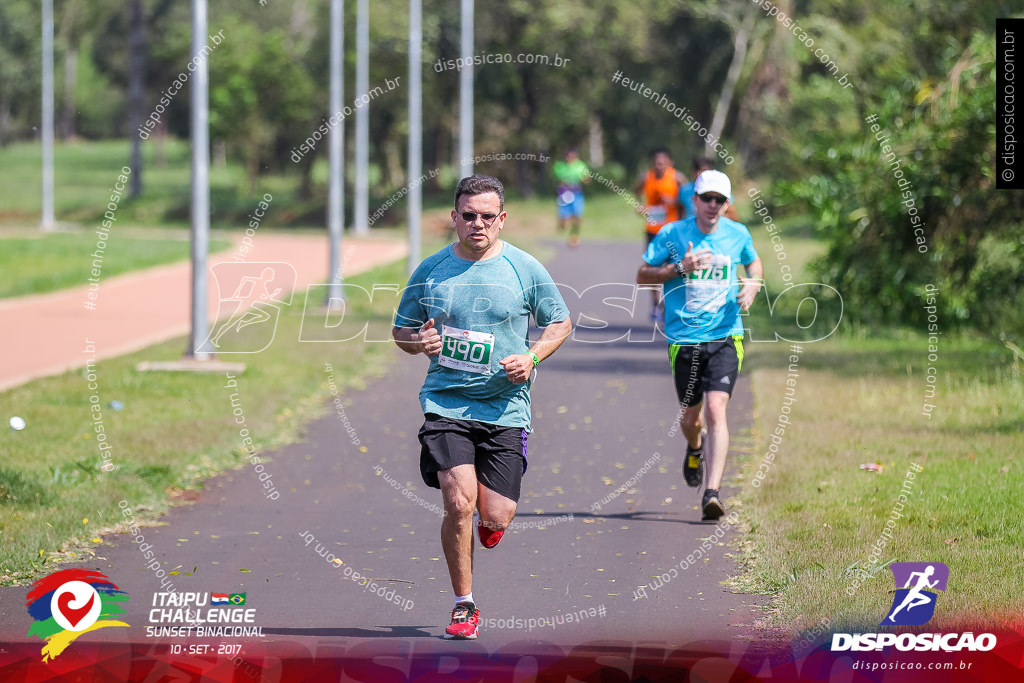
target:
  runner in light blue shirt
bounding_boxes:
[637,170,763,523]
[395,241,569,427]
[393,175,572,640]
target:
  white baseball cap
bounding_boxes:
[693,170,732,201]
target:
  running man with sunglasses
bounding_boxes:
[636,170,763,521]
[393,175,572,639]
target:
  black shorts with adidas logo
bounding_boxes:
[668,336,743,406]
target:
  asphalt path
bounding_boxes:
[0,239,765,672]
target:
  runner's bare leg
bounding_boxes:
[438,464,478,595]
[681,403,704,450]
[477,484,517,533]
[703,390,731,490]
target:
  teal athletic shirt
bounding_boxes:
[395,241,569,429]
[643,215,758,344]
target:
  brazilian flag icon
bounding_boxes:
[229,593,247,605]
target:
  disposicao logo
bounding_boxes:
[882,562,948,626]
[831,561,997,653]
[25,569,130,662]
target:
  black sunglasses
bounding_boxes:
[698,193,728,206]
[460,211,501,224]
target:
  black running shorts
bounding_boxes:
[669,336,743,406]
[418,413,528,503]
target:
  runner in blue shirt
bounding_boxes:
[637,170,763,521]
[393,175,572,639]
[678,157,713,218]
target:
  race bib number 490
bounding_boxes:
[438,325,494,374]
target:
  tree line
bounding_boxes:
[1,0,1018,338]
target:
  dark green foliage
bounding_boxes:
[776,30,1024,340]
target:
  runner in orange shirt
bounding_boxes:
[634,148,687,321]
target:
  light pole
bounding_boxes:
[407,0,422,274]
[327,0,346,305]
[458,0,474,179]
[353,0,370,234]
[41,0,55,230]
[186,0,212,359]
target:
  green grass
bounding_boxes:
[0,139,290,228]
[0,140,220,227]
[0,253,426,583]
[0,231,230,298]
[732,212,1024,636]
[736,331,1023,633]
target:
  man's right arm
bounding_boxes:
[636,262,678,285]
[637,241,710,284]
[392,319,442,357]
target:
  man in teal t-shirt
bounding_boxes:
[637,170,763,522]
[552,148,589,246]
[393,175,572,640]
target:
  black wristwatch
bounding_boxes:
[673,261,687,278]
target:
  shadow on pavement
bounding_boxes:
[519,510,729,526]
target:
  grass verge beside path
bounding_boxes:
[736,331,1023,633]
[0,231,230,299]
[0,254,426,583]
[733,213,1024,636]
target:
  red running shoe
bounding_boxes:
[477,520,504,548]
[443,601,480,639]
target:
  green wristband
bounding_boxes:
[529,351,540,367]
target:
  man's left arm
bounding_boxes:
[737,256,764,311]
[499,318,572,385]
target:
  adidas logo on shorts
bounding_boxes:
[720,376,730,384]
